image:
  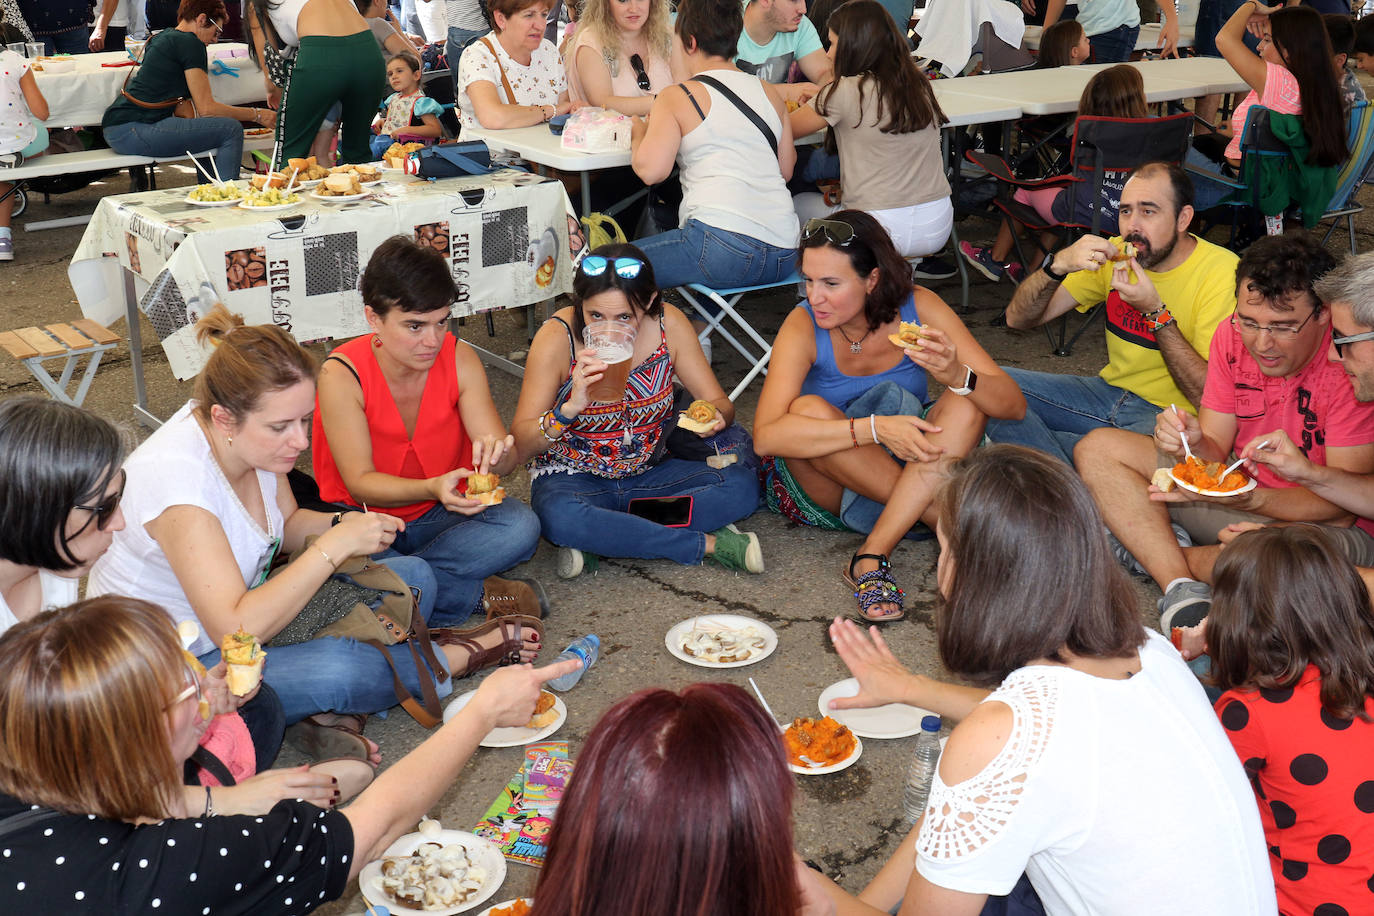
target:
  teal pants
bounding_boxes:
[277,31,385,164]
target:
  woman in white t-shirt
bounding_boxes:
[567,0,686,116]
[803,445,1277,916]
[456,0,578,129]
[89,0,130,50]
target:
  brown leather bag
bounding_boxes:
[119,36,199,118]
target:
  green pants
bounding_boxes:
[276,31,385,165]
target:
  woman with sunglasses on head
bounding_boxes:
[0,594,575,915]
[566,0,686,116]
[753,210,1024,623]
[513,243,764,577]
[102,0,275,182]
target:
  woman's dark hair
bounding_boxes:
[1271,6,1349,168]
[1325,12,1356,57]
[798,209,912,332]
[529,683,800,916]
[361,235,458,317]
[1077,64,1147,119]
[242,0,283,65]
[815,0,946,157]
[178,0,227,24]
[1037,19,1085,68]
[193,304,318,425]
[934,445,1143,687]
[1235,229,1335,310]
[0,399,125,572]
[1209,526,1374,722]
[570,242,663,342]
[674,0,742,60]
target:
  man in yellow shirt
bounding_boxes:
[987,162,1239,464]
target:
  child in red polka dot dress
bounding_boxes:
[1207,525,1374,916]
[0,46,50,262]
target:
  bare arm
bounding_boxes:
[763,79,797,180]
[630,86,686,185]
[1040,0,1068,29]
[789,101,827,139]
[1216,0,1272,94]
[453,338,521,477]
[19,70,48,122]
[90,0,118,50]
[1249,429,1374,518]
[663,305,735,427]
[1155,322,1208,406]
[1241,442,1374,522]
[914,289,1025,421]
[400,113,444,139]
[797,48,833,87]
[750,308,858,458]
[185,68,275,126]
[246,12,283,109]
[1005,235,1121,330]
[467,79,562,128]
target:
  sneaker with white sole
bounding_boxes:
[1158,579,1212,631]
[0,237,12,262]
[557,547,599,578]
[708,523,764,573]
[1108,523,1193,579]
[958,241,1020,282]
[910,256,958,280]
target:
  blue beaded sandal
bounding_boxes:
[842,553,906,623]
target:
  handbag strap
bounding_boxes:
[480,37,518,105]
[690,73,778,157]
[362,613,445,729]
[188,746,238,787]
[426,144,493,175]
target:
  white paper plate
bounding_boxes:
[476,899,533,916]
[310,188,370,202]
[443,689,566,747]
[359,829,506,916]
[786,730,863,776]
[182,193,242,207]
[665,615,778,668]
[818,678,935,739]
[237,198,302,211]
[1167,469,1257,498]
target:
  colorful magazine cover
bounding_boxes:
[473,741,573,866]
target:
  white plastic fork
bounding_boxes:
[1170,404,1194,461]
[1220,440,1270,480]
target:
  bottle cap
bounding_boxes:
[921,715,942,732]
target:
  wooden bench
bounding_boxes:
[0,320,121,406]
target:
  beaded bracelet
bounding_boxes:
[541,410,569,442]
[849,417,860,448]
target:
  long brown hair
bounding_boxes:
[192,303,317,425]
[1270,6,1349,168]
[1077,64,1147,119]
[0,596,188,820]
[935,446,1143,687]
[1208,526,1374,721]
[1037,19,1084,68]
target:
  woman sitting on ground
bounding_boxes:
[753,210,1023,623]
[512,242,764,579]
[804,445,1275,915]
[0,594,573,914]
[89,305,542,765]
[314,236,546,626]
[566,0,686,116]
[457,0,579,130]
[789,0,951,262]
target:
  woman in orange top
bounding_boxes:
[314,236,544,626]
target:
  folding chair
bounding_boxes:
[676,275,800,401]
[1316,100,1374,255]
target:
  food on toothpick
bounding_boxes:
[466,472,506,506]
[221,627,265,696]
[887,320,925,350]
[676,399,719,434]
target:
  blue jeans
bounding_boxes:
[530,459,762,565]
[1184,146,1236,212]
[984,368,1158,465]
[837,381,936,540]
[1088,23,1139,62]
[43,31,90,55]
[369,133,396,158]
[104,116,246,184]
[197,556,451,724]
[447,26,487,100]
[636,218,798,292]
[1195,0,1256,57]
[377,499,541,626]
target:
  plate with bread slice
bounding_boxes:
[443,688,566,747]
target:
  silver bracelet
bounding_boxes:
[869,413,879,446]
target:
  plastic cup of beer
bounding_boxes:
[582,320,636,402]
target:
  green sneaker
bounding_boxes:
[708,524,764,573]
[557,547,599,579]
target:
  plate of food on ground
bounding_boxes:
[666,615,777,668]
[360,823,506,916]
[442,688,566,747]
[238,187,303,210]
[330,162,383,185]
[311,171,370,202]
[183,181,244,206]
[818,678,935,739]
[476,899,533,916]
[1159,456,1256,497]
[782,715,863,775]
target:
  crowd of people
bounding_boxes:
[6,0,1374,913]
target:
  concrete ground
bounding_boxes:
[5,161,1371,913]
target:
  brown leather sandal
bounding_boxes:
[431,615,543,678]
[285,712,376,762]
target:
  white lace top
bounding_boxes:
[916,629,1277,915]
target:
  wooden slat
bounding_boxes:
[69,318,120,344]
[14,327,65,357]
[0,330,39,360]
[45,323,91,350]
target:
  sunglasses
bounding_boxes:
[580,255,644,279]
[629,54,651,93]
[801,217,856,246]
[72,469,125,536]
[1333,328,1374,357]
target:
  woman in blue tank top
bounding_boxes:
[752,210,1025,622]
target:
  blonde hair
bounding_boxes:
[0,596,188,821]
[576,0,673,67]
[192,303,317,425]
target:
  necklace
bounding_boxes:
[834,323,869,354]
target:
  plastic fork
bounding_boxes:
[1220,440,1270,480]
[1170,404,1194,461]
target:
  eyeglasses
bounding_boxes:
[801,217,856,246]
[166,663,205,715]
[580,255,644,279]
[1332,328,1374,357]
[1230,308,1317,339]
[71,469,125,537]
[205,17,222,34]
[629,54,651,93]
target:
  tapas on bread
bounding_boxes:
[783,716,857,769]
[887,320,924,350]
[526,691,558,729]
[1110,240,1138,261]
[676,399,719,434]
[330,162,382,184]
[465,473,505,506]
[221,627,265,696]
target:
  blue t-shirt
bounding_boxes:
[1074,0,1139,39]
[736,9,823,83]
[799,293,928,410]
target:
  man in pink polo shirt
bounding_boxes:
[1076,232,1374,634]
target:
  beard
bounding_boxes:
[1123,231,1176,270]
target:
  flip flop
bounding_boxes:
[431,615,543,678]
[284,712,378,763]
[842,552,906,624]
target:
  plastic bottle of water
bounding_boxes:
[545,634,600,691]
[902,715,944,827]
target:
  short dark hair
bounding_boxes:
[798,209,913,332]
[675,0,742,60]
[1325,12,1356,56]
[387,49,422,73]
[361,235,458,316]
[935,445,1144,687]
[571,242,663,342]
[1235,230,1336,311]
[0,398,125,571]
[1356,13,1374,55]
[487,0,548,28]
[1127,161,1194,216]
[178,0,227,23]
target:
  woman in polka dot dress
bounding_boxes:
[0,42,49,261]
[1209,525,1374,916]
[0,594,576,915]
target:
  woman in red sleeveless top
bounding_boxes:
[314,237,546,646]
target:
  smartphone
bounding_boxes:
[627,496,693,527]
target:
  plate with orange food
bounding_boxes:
[782,715,863,775]
[1164,456,1256,498]
[477,899,533,916]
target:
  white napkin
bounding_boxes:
[916,0,1026,78]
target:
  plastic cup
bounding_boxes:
[6,43,25,58]
[25,42,43,60]
[582,320,636,402]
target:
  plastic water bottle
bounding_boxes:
[902,715,943,827]
[545,634,600,691]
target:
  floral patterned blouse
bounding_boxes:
[456,32,565,130]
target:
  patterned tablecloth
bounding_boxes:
[69,169,578,380]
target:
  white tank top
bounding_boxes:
[677,69,798,250]
[266,0,311,46]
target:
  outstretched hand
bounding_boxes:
[827,618,915,710]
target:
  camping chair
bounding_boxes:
[967,111,1194,356]
[1316,100,1374,254]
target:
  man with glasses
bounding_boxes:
[1077,232,1374,633]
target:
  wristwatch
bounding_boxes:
[1041,251,1067,282]
[949,365,978,396]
